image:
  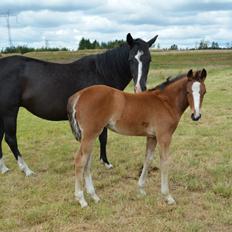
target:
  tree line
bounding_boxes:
[1,38,231,54]
[169,40,232,50]
[78,38,125,50]
[1,46,68,54]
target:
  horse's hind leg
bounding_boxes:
[84,153,100,203]
[138,137,157,195]
[75,138,95,208]
[0,118,10,173]
[99,128,113,169]
[3,110,34,176]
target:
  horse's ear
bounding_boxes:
[187,69,193,80]
[200,68,207,81]
[147,35,158,47]
[127,33,134,47]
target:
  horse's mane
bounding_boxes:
[149,73,187,92]
[94,43,131,79]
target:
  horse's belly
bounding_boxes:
[108,120,155,137]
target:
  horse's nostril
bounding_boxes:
[191,113,201,121]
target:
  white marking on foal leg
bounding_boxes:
[192,81,201,117]
[138,137,156,196]
[0,158,10,174]
[17,156,34,176]
[85,174,100,203]
[75,179,88,208]
[85,155,100,203]
[135,50,144,92]
[160,159,175,205]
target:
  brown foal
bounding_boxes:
[67,69,207,208]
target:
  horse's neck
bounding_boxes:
[162,78,189,117]
[97,45,132,90]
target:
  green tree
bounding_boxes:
[211,41,220,49]
[198,40,209,49]
[169,44,178,50]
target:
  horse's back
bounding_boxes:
[68,85,125,130]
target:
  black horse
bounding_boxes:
[0,33,158,176]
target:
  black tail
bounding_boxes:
[67,100,82,141]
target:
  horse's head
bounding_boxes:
[186,69,207,121]
[127,33,158,93]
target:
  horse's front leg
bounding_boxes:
[98,128,113,169]
[158,136,176,205]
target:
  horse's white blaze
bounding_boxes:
[0,158,10,174]
[17,156,34,176]
[192,81,201,117]
[135,50,144,92]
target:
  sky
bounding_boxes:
[0,0,231,50]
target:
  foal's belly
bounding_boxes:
[107,120,156,137]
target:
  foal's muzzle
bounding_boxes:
[191,113,201,121]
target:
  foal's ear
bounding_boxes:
[147,35,158,47]
[200,68,207,81]
[127,33,134,47]
[187,69,193,80]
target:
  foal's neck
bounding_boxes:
[161,77,189,117]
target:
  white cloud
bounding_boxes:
[0,0,231,49]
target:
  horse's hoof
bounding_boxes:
[100,159,113,169]
[165,195,176,205]
[25,169,35,177]
[92,194,100,203]
[80,201,88,208]
[138,188,147,196]
[0,166,10,174]
[104,163,113,169]
[77,198,88,208]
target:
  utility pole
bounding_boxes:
[0,10,17,47]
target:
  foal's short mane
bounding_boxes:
[149,73,187,92]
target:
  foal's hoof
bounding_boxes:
[75,197,88,208]
[0,166,10,174]
[165,195,176,205]
[92,194,100,203]
[138,188,147,196]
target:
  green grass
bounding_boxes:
[0,50,232,232]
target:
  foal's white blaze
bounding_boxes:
[0,158,10,174]
[192,81,201,117]
[17,156,34,176]
[135,50,144,92]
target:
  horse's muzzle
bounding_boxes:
[191,113,201,121]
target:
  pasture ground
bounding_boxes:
[0,50,232,232]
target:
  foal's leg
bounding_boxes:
[158,136,175,204]
[0,118,10,174]
[84,154,100,203]
[75,138,94,208]
[98,128,113,169]
[3,110,34,176]
[138,137,157,195]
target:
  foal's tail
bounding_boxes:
[67,96,82,141]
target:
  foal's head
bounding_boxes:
[127,33,158,93]
[186,69,207,121]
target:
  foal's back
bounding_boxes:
[68,85,173,137]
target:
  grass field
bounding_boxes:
[0,50,232,232]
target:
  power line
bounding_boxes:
[0,10,17,47]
